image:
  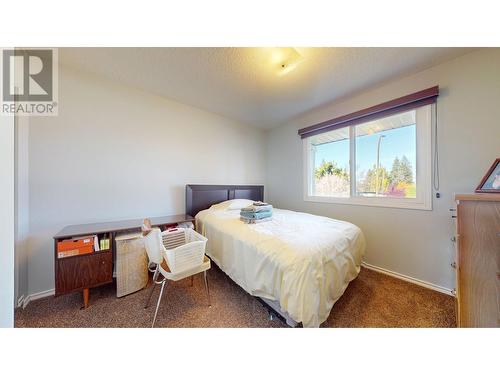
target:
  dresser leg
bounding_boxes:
[83,288,89,309]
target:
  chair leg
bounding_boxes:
[190,275,194,287]
[203,271,211,307]
[152,280,167,328]
[144,269,158,309]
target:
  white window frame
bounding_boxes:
[303,104,433,210]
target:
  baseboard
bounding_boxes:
[16,295,25,308]
[22,288,55,308]
[361,262,454,296]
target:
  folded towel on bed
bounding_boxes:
[240,217,272,224]
[240,210,273,220]
[253,201,271,207]
[241,202,273,212]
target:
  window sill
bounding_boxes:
[304,195,432,210]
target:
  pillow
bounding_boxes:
[212,199,254,211]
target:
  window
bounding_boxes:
[303,105,433,210]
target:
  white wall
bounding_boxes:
[26,65,266,295]
[0,113,15,327]
[14,116,30,306]
[266,48,500,291]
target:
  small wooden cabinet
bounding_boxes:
[455,193,500,327]
[55,250,113,295]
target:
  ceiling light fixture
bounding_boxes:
[270,47,303,76]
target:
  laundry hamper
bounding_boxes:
[161,227,208,274]
[115,231,149,297]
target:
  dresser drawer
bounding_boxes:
[55,251,113,295]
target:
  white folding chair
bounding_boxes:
[143,227,211,327]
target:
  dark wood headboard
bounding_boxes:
[185,184,264,217]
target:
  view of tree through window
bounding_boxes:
[311,127,350,197]
[355,115,416,198]
[310,110,417,199]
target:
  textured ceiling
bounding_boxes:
[59,47,474,128]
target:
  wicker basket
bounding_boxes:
[115,232,148,297]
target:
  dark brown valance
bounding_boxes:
[298,86,439,139]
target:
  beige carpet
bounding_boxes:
[15,266,456,328]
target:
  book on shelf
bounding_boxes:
[57,234,111,258]
[99,235,110,251]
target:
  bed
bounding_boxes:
[186,184,365,327]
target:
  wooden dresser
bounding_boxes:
[455,193,500,327]
[54,214,194,308]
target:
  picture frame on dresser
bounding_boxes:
[475,158,500,193]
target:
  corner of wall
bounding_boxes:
[14,115,30,304]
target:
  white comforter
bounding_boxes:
[196,207,365,327]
